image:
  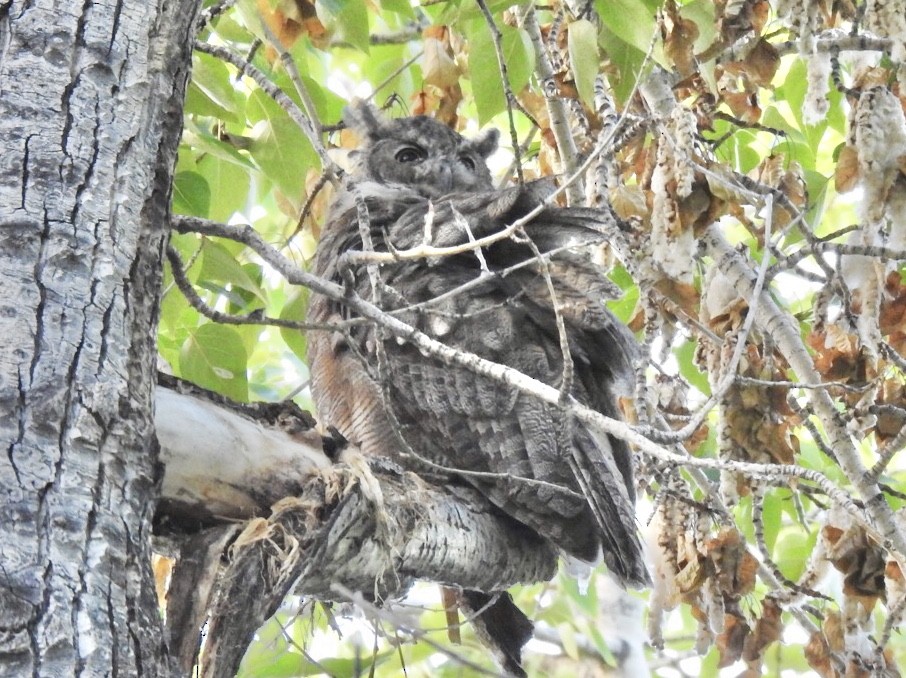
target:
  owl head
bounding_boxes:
[343,100,498,198]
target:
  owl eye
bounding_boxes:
[459,155,477,172]
[395,146,426,164]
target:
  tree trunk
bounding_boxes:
[0,0,199,675]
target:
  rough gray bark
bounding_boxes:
[0,1,200,675]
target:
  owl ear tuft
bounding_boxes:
[343,100,389,142]
[473,128,499,158]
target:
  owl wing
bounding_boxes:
[309,181,648,585]
[374,185,649,585]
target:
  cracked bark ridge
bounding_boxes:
[0,0,200,674]
[165,525,241,674]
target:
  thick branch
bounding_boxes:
[154,382,557,677]
[522,6,583,204]
[155,379,328,523]
[191,463,554,678]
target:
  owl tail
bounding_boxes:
[572,429,651,588]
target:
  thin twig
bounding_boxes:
[194,41,340,182]
[475,0,533,182]
[165,244,332,332]
[330,585,505,677]
[171,214,880,544]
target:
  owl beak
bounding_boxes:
[432,160,453,196]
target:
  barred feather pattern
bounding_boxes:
[307,106,649,586]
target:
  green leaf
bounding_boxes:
[595,0,658,54]
[196,155,250,223]
[709,118,761,173]
[446,0,530,23]
[699,644,722,677]
[559,622,580,660]
[568,20,600,110]
[240,648,394,677]
[598,24,647,104]
[159,250,203,360]
[380,0,415,17]
[210,11,256,44]
[774,528,818,581]
[168,231,204,267]
[175,140,199,175]
[675,340,711,396]
[802,167,831,233]
[280,286,310,361]
[189,51,242,120]
[246,88,318,207]
[587,624,618,666]
[179,323,249,402]
[359,44,416,107]
[761,490,783,553]
[319,0,370,52]
[199,239,267,305]
[606,268,640,324]
[183,123,256,169]
[339,0,371,52]
[469,23,534,125]
[293,74,346,123]
[172,171,211,217]
[184,82,237,120]
[233,322,266,359]
[776,58,810,129]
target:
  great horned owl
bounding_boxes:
[307,101,648,587]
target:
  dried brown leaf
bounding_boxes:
[823,522,887,600]
[744,39,781,87]
[663,2,700,78]
[851,66,892,90]
[423,37,460,89]
[257,0,327,51]
[706,528,758,597]
[836,145,861,193]
[887,558,905,584]
[675,554,707,595]
[743,598,782,666]
[153,554,174,610]
[609,185,650,220]
[654,278,700,316]
[808,326,861,380]
[723,90,761,124]
[716,613,750,667]
[805,630,835,678]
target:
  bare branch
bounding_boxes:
[521,5,583,204]
[171,214,879,544]
[703,225,906,558]
[475,0,534,183]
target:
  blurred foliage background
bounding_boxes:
[164,0,906,675]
